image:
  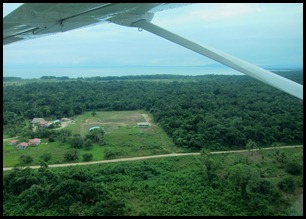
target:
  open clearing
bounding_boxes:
[3,110,181,167]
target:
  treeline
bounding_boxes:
[3,71,303,150]
[77,74,197,81]
[40,76,70,80]
[3,76,22,81]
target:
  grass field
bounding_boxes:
[3,139,70,167]
[3,110,181,167]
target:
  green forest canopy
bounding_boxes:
[3,147,303,216]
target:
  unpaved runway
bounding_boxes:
[3,145,302,171]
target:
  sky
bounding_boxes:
[3,3,303,79]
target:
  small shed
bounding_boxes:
[137,122,149,128]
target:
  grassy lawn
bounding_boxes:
[3,110,180,167]
[3,140,71,167]
[79,144,105,161]
[75,110,182,159]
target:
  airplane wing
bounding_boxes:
[3,3,303,100]
[3,3,187,45]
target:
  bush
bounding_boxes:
[48,135,55,142]
[277,177,296,193]
[82,153,93,162]
[104,149,120,160]
[64,149,79,161]
[40,153,52,162]
[84,139,93,150]
[285,160,302,175]
[251,179,275,194]
[19,155,33,165]
[70,135,84,149]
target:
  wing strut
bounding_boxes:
[132,20,303,100]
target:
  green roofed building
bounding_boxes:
[89,126,102,132]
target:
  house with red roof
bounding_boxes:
[16,142,29,149]
[31,118,48,128]
[8,139,17,146]
[28,138,41,146]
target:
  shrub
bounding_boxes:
[277,177,296,193]
[64,149,79,161]
[19,155,33,165]
[82,153,93,162]
[285,160,302,175]
[40,153,52,162]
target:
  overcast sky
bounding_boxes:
[3,3,303,78]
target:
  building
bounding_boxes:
[61,117,70,121]
[31,118,48,127]
[53,119,61,123]
[31,118,46,124]
[40,121,49,127]
[137,122,149,128]
[8,139,17,145]
[16,142,29,149]
[28,138,41,146]
[89,126,102,132]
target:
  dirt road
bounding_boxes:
[3,136,19,141]
[141,113,154,126]
[3,145,302,171]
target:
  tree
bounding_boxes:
[70,134,84,149]
[85,128,105,145]
[275,151,288,164]
[68,202,85,216]
[91,111,97,117]
[203,157,218,184]
[48,135,55,142]
[228,163,259,199]
[246,139,257,155]
[84,139,93,150]
[64,149,79,161]
[82,153,93,161]
[40,153,52,162]
[285,160,302,175]
[91,199,126,216]
[250,179,275,195]
[200,148,211,156]
[277,177,296,193]
[57,129,72,143]
[40,160,48,169]
[19,155,33,165]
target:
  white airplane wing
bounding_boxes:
[3,3,186,45]
[3,3,303,100]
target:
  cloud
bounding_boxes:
[188,3,261,21]
[153,3,261,28]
